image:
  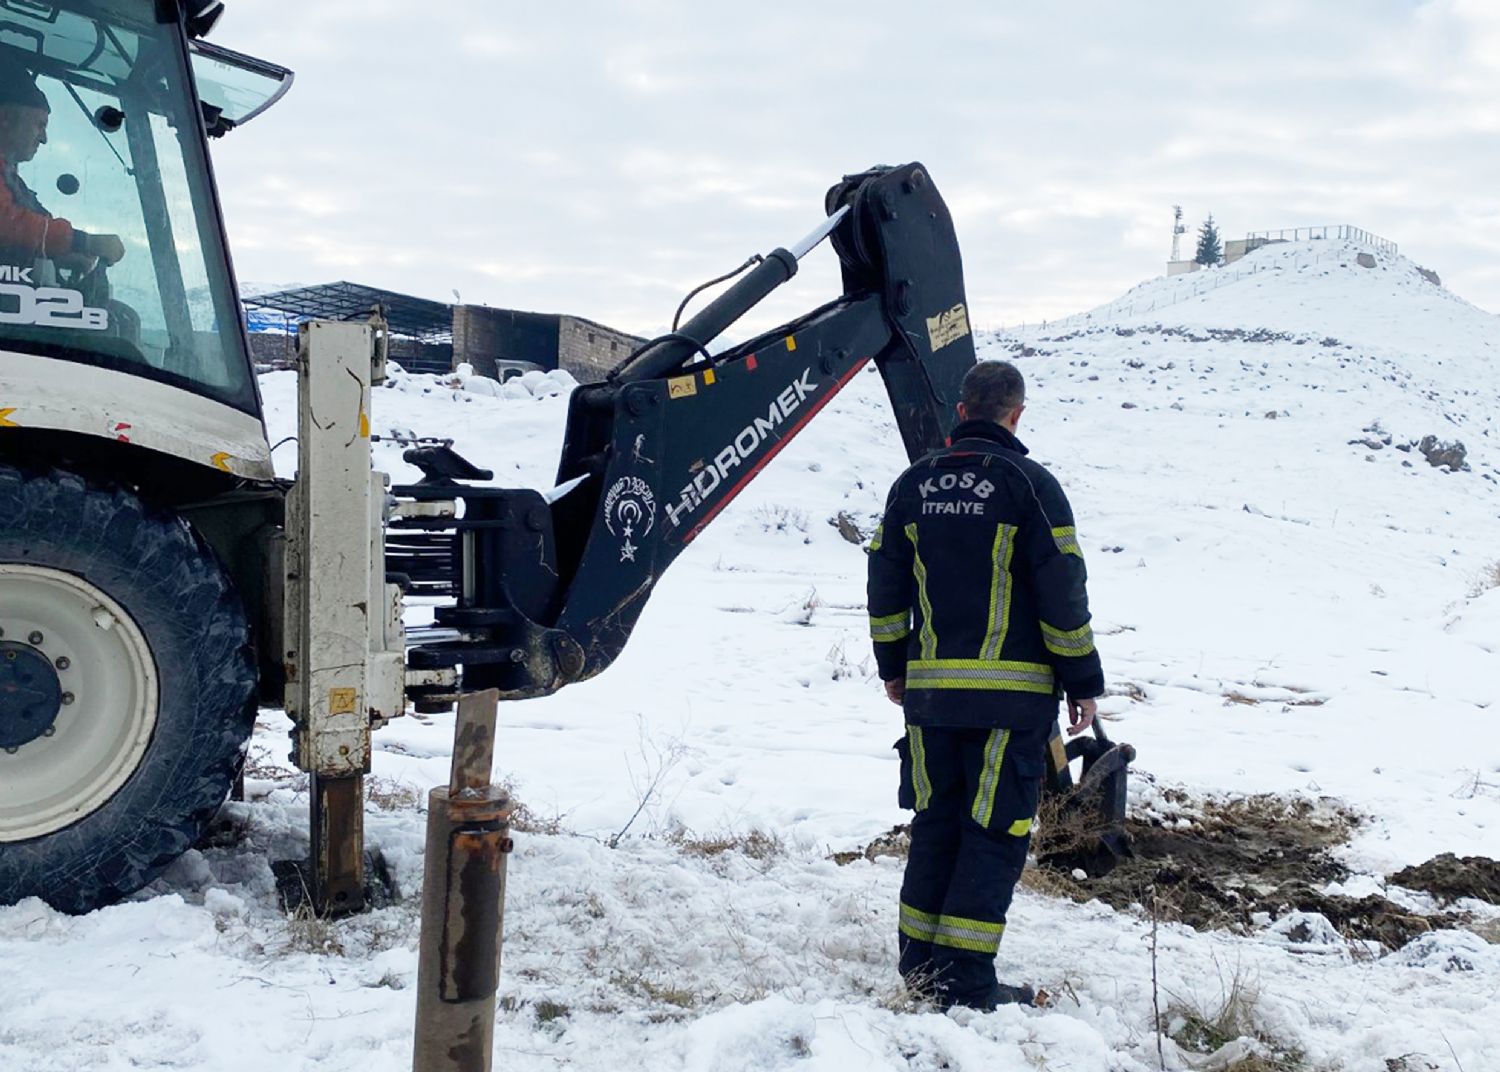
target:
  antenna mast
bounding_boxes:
[1170,205,1186,262]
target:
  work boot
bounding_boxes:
[983,982,1038,1009]
[942,981,1037,1011]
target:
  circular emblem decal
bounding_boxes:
[603,476,656,562]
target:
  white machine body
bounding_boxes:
[283,320,406,778]
[0,349,275,480]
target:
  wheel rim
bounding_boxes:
[0,565,159,841]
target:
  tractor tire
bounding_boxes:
[0,465,257,913]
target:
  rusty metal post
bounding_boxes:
[311,773,366,914]
[413,689,512,1072]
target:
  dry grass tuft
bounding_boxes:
[508,799,565,836]
[1223,690,1326,708]
[825,638,874,681]
[1019,864,1088,900]
[1469,560,1500,599]
[609,970,699,1009]
[754,504,810,535]
[493,777,567,835]
[534,998,571,1024]
[241,743,306,790]
[872,963,944,1015]
[1028,790,1118,879]
[364,776,421,812]
[1106,680,1149,702]
[1164,962,1306,1071]
[668,828,784,862]
[282,901,346,957]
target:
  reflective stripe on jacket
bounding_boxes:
[867,419,1104,729]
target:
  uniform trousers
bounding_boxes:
[895,721,1050,1006]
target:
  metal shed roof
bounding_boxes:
[243,281,454,342]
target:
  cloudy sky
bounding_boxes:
[207,1,1500,339]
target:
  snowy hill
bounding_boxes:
[3,246,1499,1071]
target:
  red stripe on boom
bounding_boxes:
[684,357,871,544]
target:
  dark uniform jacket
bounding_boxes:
[867,419,1104,730]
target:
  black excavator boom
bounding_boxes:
[390,162,1133,875]
[398,162,977,699]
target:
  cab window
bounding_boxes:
[0,1,255,413]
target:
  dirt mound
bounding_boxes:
[1389,854,1500,905]
[1031,793,1494,950]
[838,792,1499,951]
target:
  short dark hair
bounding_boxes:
[960,360,1025,423]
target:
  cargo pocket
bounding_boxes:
[998,741,1047,838]
[894,735,916,810]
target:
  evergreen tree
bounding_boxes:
[1195,215,1222,266]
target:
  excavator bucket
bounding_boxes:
[1039,722,1136,878]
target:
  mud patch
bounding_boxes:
[1388,854,1500,906]
[838,790,1496,951]
[1030,792,1491,950]
[831,825,910,866]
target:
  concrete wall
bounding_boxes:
[247,329,450,374]
[453,306,645,382]
[389,337,452,375]
[452,306,559,379]
[1222,237,1274,267]
[247,330,296,369]
[1168,236,1280,275]
[557,316,644,383]
[244,286,642,381]
[452,305,502,378]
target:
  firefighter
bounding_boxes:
[867,359,1104,1010]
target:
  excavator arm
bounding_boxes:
[389,161,1133,877]
[396,163,976,702]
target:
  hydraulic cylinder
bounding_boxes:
[413,690,513,1072]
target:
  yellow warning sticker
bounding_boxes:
[0,407,19,427]
[359,411,370,438]
[926,302,971,352]
[703,368,716,386]
[210,451,233,473]
[329,687,358,715]
[668,376,698,399]
[785,336,797,352]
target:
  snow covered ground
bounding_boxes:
[4,240,1499,1071]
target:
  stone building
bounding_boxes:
[451,306,645,382]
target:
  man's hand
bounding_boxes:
[85,233,125,265]
[1066,696,1097,737]
[884,677,905,705]
[55,252,99,276]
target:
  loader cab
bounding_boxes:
[0,0,289,481]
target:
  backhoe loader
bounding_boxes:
[0,0,1132,917]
